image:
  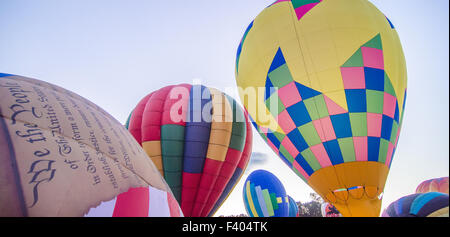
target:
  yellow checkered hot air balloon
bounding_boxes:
[235,0,407,217]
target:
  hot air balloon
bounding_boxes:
[125,84,252,217]
[243,169,289,217]
[382,192,449,217]
[0,73,182,217]
[235,0,407,217]
[321,203,342,217]
[288,195,299,217]
[416,177,449,194]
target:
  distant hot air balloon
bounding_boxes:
[321,203,342,217]
[235,0,407,217]
[243,169,289,217]
[382,192,449,217]
[288,195,299,217]
[0,73,182,217]
[246,152,270,171]
[125,84,252,217]
[416,177,449,194]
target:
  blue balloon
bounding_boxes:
[382,192,449,217]
[243,169,289,217]
[288,195,299,217]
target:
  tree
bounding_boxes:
[297,193,324,217]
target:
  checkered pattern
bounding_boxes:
[252,34,406,181]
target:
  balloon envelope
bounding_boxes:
[416,177,449,194]
[382,192,449,217]
[0,73,181,216]
[321,202,342,217]
[125,84,252,217]
[235,0,407,217]
[243,169,289,217]
[288,195,299,217]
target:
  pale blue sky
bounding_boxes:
[0,0,448,216]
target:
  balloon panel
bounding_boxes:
[243,170,289,217]
[0,74,180,216]
[321,202,342,217]
[382,192,449,217]
[287,195,299,217]
[126,84,252,217]
[416,177,449,194]
[85,186,183,217]
[235,0,407,216]
[208,114,253,217]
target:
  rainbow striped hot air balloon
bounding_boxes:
[235,0,407,217]
[123,84,252,217]
[243,170,289,217]
[416,177,449,195]
[382,192,449,217]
